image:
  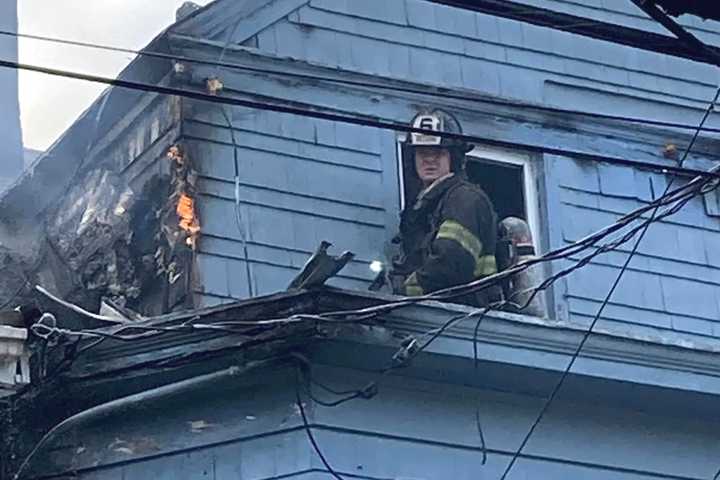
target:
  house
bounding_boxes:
[0,0,23,190]
[4,0,720,478]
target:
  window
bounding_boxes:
[465,146,541,245]
[395,140,547,316]
[398,141,541,246]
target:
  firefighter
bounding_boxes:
[390,109,500,306]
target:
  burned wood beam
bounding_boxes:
[651,0,720,21]
[428,0,720,66]
[288,241,355,290]
[630,0,720,67]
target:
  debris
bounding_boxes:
[108,437,160,455]
[288,241,354,290]
[99,298,144,322]
[189,420,216,433]
[35,285,123,324]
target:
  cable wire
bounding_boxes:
[2,55,720,184]
[295,373,347,480]
[498,85,720,480]
[6,28,720,134]
[218,106,255,297]
[37,163,719,349]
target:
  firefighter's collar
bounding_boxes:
[413,173,456,210]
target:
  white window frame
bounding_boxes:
[396,138,542,245]
[466,145,542,246]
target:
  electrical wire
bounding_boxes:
[5,29,719,480]
[295,373,347,480]
[5,47,717,477]
[36,163,719,349]
[1,55,720,185]
[498,85,720,480]
[473,309,491,465]
[218,106,255,298]
[22,173,715,480]
[217,20,256,300]
[5,28,720,134]
[264,174,720,468]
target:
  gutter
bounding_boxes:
[12,358,284,480]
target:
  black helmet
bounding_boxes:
[403,109,473,174]
[406,109,472,153]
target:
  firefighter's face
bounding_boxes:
[414,147,451,186]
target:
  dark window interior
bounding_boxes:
[466,157,527,222]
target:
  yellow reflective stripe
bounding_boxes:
[436,220,484,260]
[474,254,498,277]
[437,220,497,277]
[404,272,424,296]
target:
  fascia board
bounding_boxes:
[323,296,720,397]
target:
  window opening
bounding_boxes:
[396,141,546,316]
[398,142,541,243]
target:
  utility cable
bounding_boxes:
[216,16,256,299]
[498,85,720,480]
[218,106,255,298]
[36,164,719,348]
[7,31,720,480]
[25,176,715,480]
[295,372,347,480]
[5,28,720,134]
[1,56,719,184]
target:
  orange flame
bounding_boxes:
[177,193,200,248]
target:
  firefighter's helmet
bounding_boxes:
[404,109,473,171]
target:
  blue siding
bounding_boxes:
[251,0,720,129]
[21,3,720,480]
[189,0,720,340]
[31,365,720,480]
[186,108,395,302]
[550,154,720,339]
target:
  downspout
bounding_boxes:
[12,358,283,480]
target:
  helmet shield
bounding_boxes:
[406,109,472,152]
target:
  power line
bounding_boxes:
[5,50,718,477]
[295,377,347,480]
[5,28,720,134]
[33,152,718,348]
[2,56,719,184]
[24,170,716,480]
[498,85,720,480]
[499,6,720,476]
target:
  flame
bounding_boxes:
[177,193,200,248]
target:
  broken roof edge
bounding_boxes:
[55,286,720,384]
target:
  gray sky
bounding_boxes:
[19,0,213,150]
